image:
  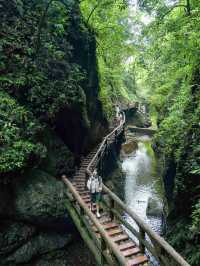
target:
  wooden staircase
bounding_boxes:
[71,151,148,266]
[62,112,190,266]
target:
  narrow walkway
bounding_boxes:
[72,151,148,265]
[64,116,148,266]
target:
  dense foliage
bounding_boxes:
[0,0,103,177]
[0,0,199,264]
[80,0,138,118]
[0,92,46,174]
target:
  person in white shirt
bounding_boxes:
[119,112,123,124]
[87,169,102,218]
[115,104,120,119]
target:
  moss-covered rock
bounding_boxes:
[0,222,36,257]
[146,197,163,217]
[14,170,67,224]
[122,140,138,155]
[0,0,107,264]
[3,232,71,266]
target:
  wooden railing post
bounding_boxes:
[85,171,89,189]
[139,226,145,253]
[105,139,109,156]
[114,130,117,144]
[101,237,107,265]
[110,198,115,221]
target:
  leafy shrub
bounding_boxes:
[0,92,46,175]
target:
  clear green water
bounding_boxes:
[120,132,165,265]
[121,132,165,235]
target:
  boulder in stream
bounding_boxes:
[146,197,163,217]
[122,140,138,155]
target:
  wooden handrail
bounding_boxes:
[62,176,127,265]
[86,112,126,176]
[63,107,190,265]
[84,110,190,266]
[102,185,190,266]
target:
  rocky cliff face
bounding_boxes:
[0,0,107,264]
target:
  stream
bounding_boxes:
[114,126,165,265]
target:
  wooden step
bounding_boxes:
[93,222,119,233]
[78,166,88,169]
[81,195,91,200]
[87,203,96,209]
[73,180,85,183]
[74,175,85,178]
[103,222,119,230]
[98,216,111,224]
[77,170,87,173]
[107,228,123,237]
[79,191,89,195]
[76,187,86,192]
[73,182,85,186]
[122,247,140,257]
[83,198,91,204]
[118,241,136,251]
[74,177,85,180]
[128,256,148,266]
[74,185,85,189]
[74,180,85,183]
[82,160,92,163]
[112,234,129,243]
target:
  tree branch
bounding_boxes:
[160,4,187,20]
[86,2,101,24]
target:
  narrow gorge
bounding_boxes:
[0,0,199,266]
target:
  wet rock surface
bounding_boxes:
[146,197,163,217]
[0,222,36,257]
[122,140,138,155]
[14,170,67,224]
[3,233,71,265]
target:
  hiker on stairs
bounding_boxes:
[87,169,102,218]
